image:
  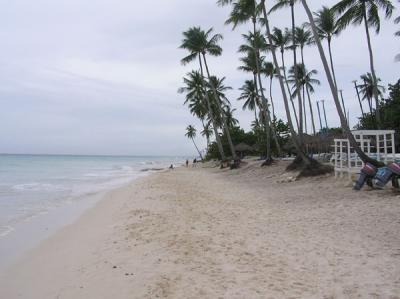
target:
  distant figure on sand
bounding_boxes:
[185,160,189,167]
[193,158,197,167]
[169,164,174,169]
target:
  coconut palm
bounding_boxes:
[258,0,312,165]
[288,64,319,135]
[225,107,240,128]
[179,71,214,149]
[358,72,385,115]
[269,27,300,130]
[201,122,213,149]
[312,6,342,90]
[300,0,383,166]
[261,61,277,121]
[185,125,203,160]
[293,24,313,133]
[221,0,276,162]
[332,0,394,127]
[395,2,400,61]
[180,27,238,161]
[238,79,261,123]
[269,0,305,139]
[179,71,208,119]
[294,24,313,65]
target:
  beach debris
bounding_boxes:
[277,176,297,183]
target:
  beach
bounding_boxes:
[0,160,399,298]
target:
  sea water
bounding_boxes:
[0,154,183,269]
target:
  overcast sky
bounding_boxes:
[0,0,398,156]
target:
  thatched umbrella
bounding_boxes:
[234,142,255,158]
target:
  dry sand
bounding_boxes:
[0,161,399,298]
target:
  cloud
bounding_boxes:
[0,0,398,155]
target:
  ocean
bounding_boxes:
[0,154,184,269]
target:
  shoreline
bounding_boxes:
[0,161,399,298]
[0,168,159,273]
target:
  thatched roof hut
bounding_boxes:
[234,142,254,152]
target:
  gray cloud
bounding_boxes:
[0,0,398,155]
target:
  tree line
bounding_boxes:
[179,0,399,173]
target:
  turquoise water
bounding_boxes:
[0,154,183,238]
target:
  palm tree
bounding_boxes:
[269,27,300,130]
[238,79,261,123]
[179,71,208,120]
[313,6,342,90]
[200,122,213,149]
[180,27,238,161]
[179,71,214,150]
[358,72,385,115]
[294,24,313,66]
[225,107,239,128]
[261,61,277,121]
[332,0,394,127]
[185,125,204,160]
[270,0,305,139]
[259,0,312,165]
[395,2,400,61]
[300,0,383,166]
[293,24,313,133]
[288,64,319,135]
[222,0,276,162]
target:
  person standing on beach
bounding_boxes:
[186,160,189,167]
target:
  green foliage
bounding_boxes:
[205,120,291,160]
[357,80,400,149]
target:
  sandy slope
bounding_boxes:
[0,161,399,298]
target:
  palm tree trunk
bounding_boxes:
[281,50,300,131]
[353,81,365,118]
[316,101,323,132]
[327,37,338,91]
[260,0,310,164]
[198,55,225,161]
[301,47,308,135]
[306,87,316,135]
[269,75,276,120]
[191,138,203,160]
[290,2,304,140]
[268,74,282,156]
[201,119,210,149]
[362,6,381,128]
[202,53,238,161]
[252,15,272,161]
[301,0,383,167]
[339,90,348,125]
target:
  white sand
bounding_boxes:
[0,161,399,298]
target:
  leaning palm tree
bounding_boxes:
[312,6,342,90]
[258,0,315,167]
[270,0,305,139]
[332,0,394,128]
[300,0,384,166]
[180,27,238,161]
[269,27,300,130]
[222,0,275,162]
[238,79,261,123]
[185,125,203,160]
[288,64,319,135]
